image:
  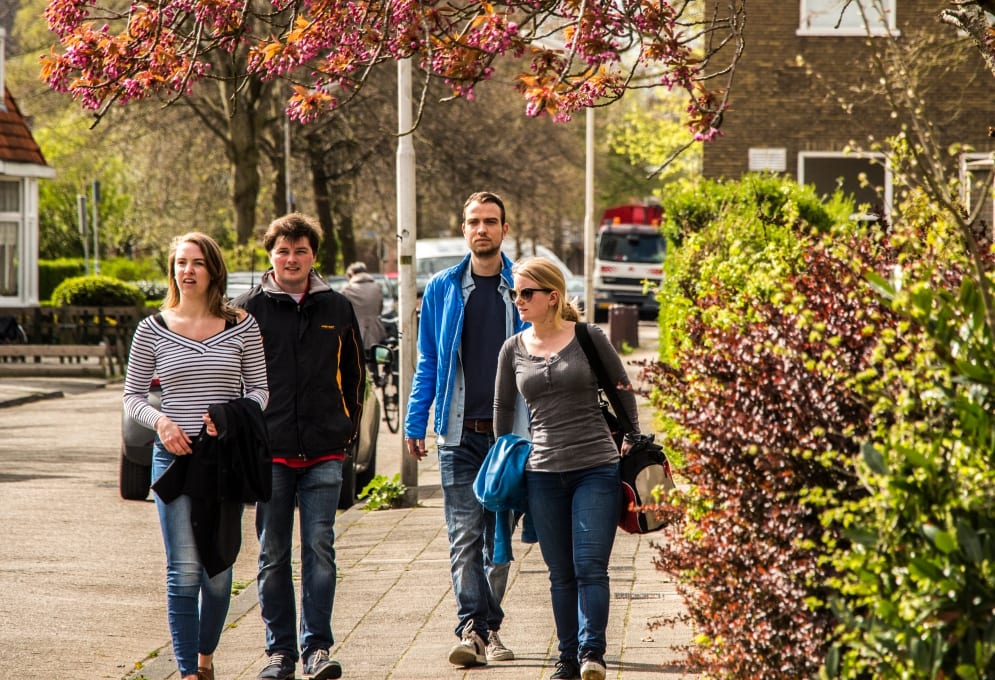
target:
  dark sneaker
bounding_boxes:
[550,658,581,679]
[303,648,342,680]
[257,652,295,680]
[448,618,488,667]
[486,629,514,661]
[580,653,606,680]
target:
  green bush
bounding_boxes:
[358,474,407,511]
[51,275,145,307]
[38,258,85,301]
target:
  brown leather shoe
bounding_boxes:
[197,666,215,680]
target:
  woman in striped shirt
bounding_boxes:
[123,232,268,680]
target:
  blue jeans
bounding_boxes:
[526,462,620,663]
[152,441,235,677]
[256,459,342,660]
[439,430,509,639]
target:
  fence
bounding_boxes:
[0,306,153,374]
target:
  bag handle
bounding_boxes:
[575,323,635,434]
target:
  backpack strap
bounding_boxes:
[574,323,635,434]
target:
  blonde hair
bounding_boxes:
[162,232,238,323]
[511,256,581,322]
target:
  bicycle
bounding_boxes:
[370,315,400,433]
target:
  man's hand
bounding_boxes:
[406,438,428,461]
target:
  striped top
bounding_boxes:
[123,314,269,437]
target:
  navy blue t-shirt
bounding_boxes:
[462,273,504,420]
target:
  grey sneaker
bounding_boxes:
[580,653,606,680]
[257,652,295,680]
[486,629,514,661]
[448,619,488,667]
[303,648,342,680]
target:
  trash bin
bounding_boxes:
[608,304,638,351]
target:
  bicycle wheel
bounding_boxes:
[381,363,400,433]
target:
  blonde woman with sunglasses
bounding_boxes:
[493,256,639,680]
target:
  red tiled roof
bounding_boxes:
[0,87,48,167]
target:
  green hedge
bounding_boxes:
[51,275,145,307]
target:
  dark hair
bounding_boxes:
[163,232,237,322]
[263,212,322,253]
[463,191,506,226]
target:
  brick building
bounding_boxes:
[702,0,995,222]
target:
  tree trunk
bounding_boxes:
[309,144,338,274]
[228,106,261,245]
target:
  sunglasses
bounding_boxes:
[509,287,553,302]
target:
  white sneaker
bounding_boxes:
[448,619,488,667]
[486,629,514,661]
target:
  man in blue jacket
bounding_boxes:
[405,191,527,668]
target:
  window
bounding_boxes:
[798,152,891,217]
[960,153,995,235]
[799,0,897,37]
[0,181,21,297]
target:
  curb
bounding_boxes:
[0,389,64,409]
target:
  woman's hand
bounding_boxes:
[155,416,193,455]
[203,413,218,437]
[620,438,633,458]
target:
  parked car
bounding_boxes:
[119,376,380,509]
[226,271,262,299]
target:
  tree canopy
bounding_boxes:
[40,0,745,141]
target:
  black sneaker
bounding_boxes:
[303,649,342,680]
[257,652,295,680]
[550,658,581,679]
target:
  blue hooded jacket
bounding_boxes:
[474,433,535,564]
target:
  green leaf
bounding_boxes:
[923,523,958,554]
[861,441,887,475]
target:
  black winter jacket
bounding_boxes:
[234,270,365,461]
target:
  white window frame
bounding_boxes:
[0,178,23,301]
[798,0,898,37]
[960,152,995,231]
[797,151,893,218]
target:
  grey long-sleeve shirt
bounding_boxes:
[494,322,639,472]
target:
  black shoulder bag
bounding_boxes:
[574,322,674,534]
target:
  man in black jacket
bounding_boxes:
[235,213,365,680]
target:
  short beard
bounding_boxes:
[470,243,501,259]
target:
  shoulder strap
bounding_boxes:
[575,323,635,433]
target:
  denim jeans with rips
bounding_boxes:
[256,458,343,660]
[438,429,509,640]
[152,440,235,677]
[526,462,620,664]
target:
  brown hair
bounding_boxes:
[511,256,580,322]
[263,212,322,254]
[162,232,237,323]
[463,191,506,226]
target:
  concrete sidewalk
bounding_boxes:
[125,466,692,680]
